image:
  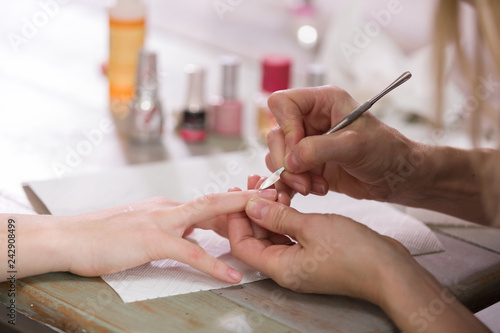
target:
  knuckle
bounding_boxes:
[193,193,217,212]
[269,204,293,233]
[209,258,223,275]
[340,130,370,158]
[296,138,314,165]
[145,207,164,221]
[149,196,171,205]
[339,129,361,144]
[267,90,286,110]
[188,246,205,262]
[267,125,282,143]
[202,193,218,206]
[331,85,355,105]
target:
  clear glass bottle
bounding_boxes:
[214,54,243,137]
[180,65,207,142]
[128,49,163,143]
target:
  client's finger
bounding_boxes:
[175,190,277,228]
[247,175,261,190]
[169,237,242,283]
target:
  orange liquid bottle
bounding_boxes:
[108,0,146,119]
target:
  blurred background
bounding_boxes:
[0,0,480,201]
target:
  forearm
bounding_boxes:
[0,214,68,281]
[378,260,490,333]
[393,144,492,224]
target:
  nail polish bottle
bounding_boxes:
[180,65,207,142]
[255,55,291,142]
[214,55,242,137]
[128,49,163,143]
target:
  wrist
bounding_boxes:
[378,259,489,333]
[49,215,75,273]
[391,144,489,223]
[377,258,438,328]
[38,215,73,274]
[14,214,72,279]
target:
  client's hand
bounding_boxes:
[17,190,276,283]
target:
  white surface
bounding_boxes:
[294,193,444,256]
[405,207,479,227]
[102,229,267,303]
[475,301,500,333]
[27,150,444,302]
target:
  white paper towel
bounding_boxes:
[292,193,444,256]
[26,150,443,303]
[101,229,266,303]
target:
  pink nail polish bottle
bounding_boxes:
[255,55,292,142]
[214,55,243,137]
[180,64,208,142]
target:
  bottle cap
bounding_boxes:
[220,54,241,100]
[185,64,206,112]
[135,48,158,94]
[261,55,291,93]
[306,63,325,87]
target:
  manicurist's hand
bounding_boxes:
[6,190,277,284]
[266,86,423,202]
[227,198,491,333]
[220,175,294,244]
[228,196,411,298]
[266,86,491,223]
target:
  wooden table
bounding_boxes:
[0,226,499,332]
[1,1,500,332]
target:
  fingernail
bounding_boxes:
[286,152,300,171]
[228,267,242,282]
[258,188,277,199]
[291,182,306,195]
[247,199,271,220]
[311,182,327,195]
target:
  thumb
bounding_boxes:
[283,133,354,173]
[245,198,304,240]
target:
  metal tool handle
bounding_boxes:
[369,71,412,105]
[323,100,371,135]
[323,71,412,136]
